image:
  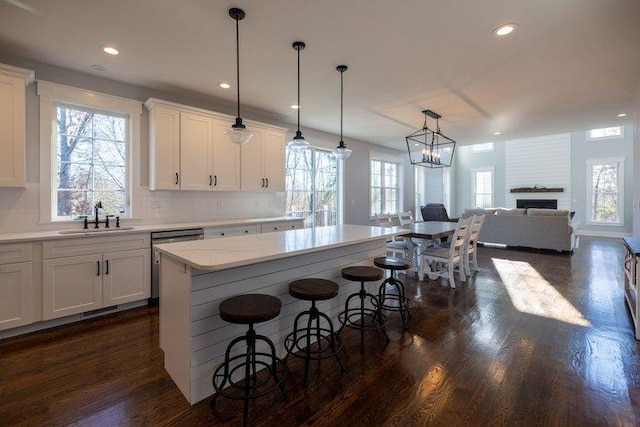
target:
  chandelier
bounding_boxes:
[405,109,456,168]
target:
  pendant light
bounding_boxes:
[333,65,352,160]
[225,8,253,145]
[287,41,310,151]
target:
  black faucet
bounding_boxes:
[94,202,103,229]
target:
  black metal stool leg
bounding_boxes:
[359,283,366,353]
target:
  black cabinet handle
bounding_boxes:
[265,178,269,187]
[214,175,217,186]
[209,175,212,186]
[105,260,109,275]
[175,172,179,185]
[261,178,265,188]
[244,230,248,233]
[97,261,101,276]
[221,232,225,236]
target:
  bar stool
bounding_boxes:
[338,266,389,353]
[285,278,344,386]
[211,294,287,427]
[374,257,412,329]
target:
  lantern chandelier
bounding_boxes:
[405,109,456,168]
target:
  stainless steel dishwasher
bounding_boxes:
[150,228,204,304]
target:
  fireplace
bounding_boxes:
[516,199,557,209]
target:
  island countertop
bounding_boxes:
[155,224,399,271]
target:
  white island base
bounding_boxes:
[157,225,398,404]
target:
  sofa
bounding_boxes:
[461,208,577,252]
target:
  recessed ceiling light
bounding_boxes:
[493,131,501,135]
[291,104,300,109]
[617,113,627,117]
[102,46,119,55]
[219,82,231,89]
[493,23,517,37]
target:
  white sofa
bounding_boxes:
[462,208,576,252]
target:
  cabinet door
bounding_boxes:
[262,130,286,192]
[240,129,264,191]
[212,119,241,191]
[180,112,213,191]
[0,262,32,331]
[150,105,180,190]
[43,254,103,320]
[0,73,26,187]
[103,249,150,306]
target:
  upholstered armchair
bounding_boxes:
[420,203,459,223]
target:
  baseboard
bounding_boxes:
[575,229,631,238]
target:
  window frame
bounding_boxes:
[586,126,624,141]
[471,166,494,208]
[585,157,625,226]
[369,151,403,218]
[38,81,142,223]
[472,142,495,153]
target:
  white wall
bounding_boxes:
[634,81,640,236]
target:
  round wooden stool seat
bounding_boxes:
[341,266,384,282]
[374,256,411,271]
[219,294,282,324]
[289,278,339,301]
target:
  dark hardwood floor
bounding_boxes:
[1,236,639,426]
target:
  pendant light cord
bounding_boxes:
[297,47,301,133]
[235,15,241,119]
[340,69,344,142]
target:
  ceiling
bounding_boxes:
[1,0,639,150]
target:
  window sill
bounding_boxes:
[584,221,624,227]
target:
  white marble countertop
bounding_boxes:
[0,217,300,244]
[155,224,400,272]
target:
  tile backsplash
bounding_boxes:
[0,184,286,233]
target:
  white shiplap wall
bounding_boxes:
[505,133,571,210]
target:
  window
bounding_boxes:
[472,142,495,152]
[54,104,128,219]
[472,167,493,208]
[285,147,338,228]
[586,158,624,225]
[587,126,623,140]
[370,158,400,216]
[38,81,142,222]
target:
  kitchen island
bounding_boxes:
[155,224,399,404]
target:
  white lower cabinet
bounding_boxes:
[42,234,150,321]
[0,261,33,331]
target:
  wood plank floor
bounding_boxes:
[1,236,640,426]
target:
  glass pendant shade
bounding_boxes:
[287,130,309,152]
[227,8,253,146]
[333,142,352,160]
[287,41,310,151]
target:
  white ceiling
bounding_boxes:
[1,0,639,150]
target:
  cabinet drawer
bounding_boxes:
[204,225,261,239]
[0,243,33,264]
[43,233,150,259]
[260,221,303,233]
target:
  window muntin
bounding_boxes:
[587,158,624,225]
[54,104,129,219]
[587,126,623,140]
[370,159,399,216]
[472,168,493,208]
[285,147,338,228]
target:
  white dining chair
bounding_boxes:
[418,216,473,288]
[464,214,486,276]
[375,213,408,258]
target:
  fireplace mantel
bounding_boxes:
[510,186,564,193]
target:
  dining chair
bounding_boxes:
[464,214,486,277]
[396,211,414,225]
[418,216,473,288]
[375,213,408,258]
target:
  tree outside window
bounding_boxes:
[370,159,399,216]
[55,104,128,219]
[587,159,624,224]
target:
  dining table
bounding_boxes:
[397,220,459,275]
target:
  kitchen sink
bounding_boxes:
[58,226,136,235]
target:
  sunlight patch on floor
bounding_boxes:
[492,258,591,327]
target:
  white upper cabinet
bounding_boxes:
[148,103,180,190]
[0,64,34,188]
[241,127,286,192]
[145,98,285,192]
